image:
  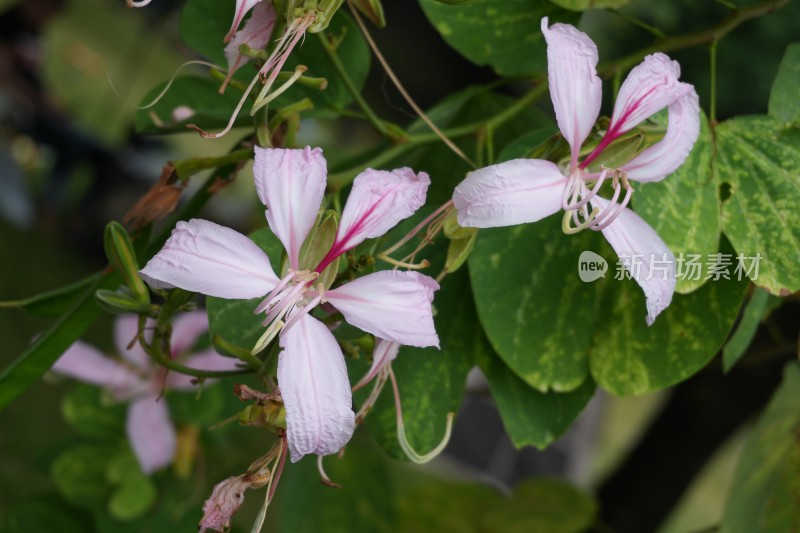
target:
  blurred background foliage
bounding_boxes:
[0,0,798,531]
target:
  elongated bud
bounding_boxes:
[299,209,340,289]
[444,231,477,274]
[239,402,287,430]
[350,0,385,27]
[442,209,476,240]
[104,221,149,305]
[95,288,152,314]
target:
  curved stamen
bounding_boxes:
[250,65,308,115]
[592,185,634,231]
[563,207,600,235]
[591,180,623,227]
[561,174,580,211]
[564,167,609,212]
[254,271,297,314]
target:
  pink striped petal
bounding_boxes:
[331,168,429,256]
[52,341,142,393]
[114,314,150,370]
[225,0,262,43]
[353,339,399,391]
[166,349,241,390]
[170,310,210,356]
[541,17,602,165]
[609,53,693,137]
[253,146,327,269]
[278,314,355,462]
[592,197,676,325]
[126,392,177,473]
[326,271,439,348]
[453,159,567,228]
[140,219,278,299]
[224,2,276,80]
[622,89,700,183]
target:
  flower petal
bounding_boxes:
[352,339,399,391]
[278,314,355,462]
[453,159,567,228]
[622,89,700,182]
[140,219,278,299]
[126,393,177,473]
[609,53,694,136]
[326,271,439,348]
[331,167,429,256]
[224,2,276,80]
[166,349,241,390]
[170,310,210,355]
[225,0,262,43]
[541,17,602,162]
[592,197,676,325]
[253,146,327,269]
[52,341,142,392]
[114,314,150,370]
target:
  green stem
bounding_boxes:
[598,0,790,76]
[609,9,667,39]
[710,39,719,123]
[315,31,405,141]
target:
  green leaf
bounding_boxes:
[482,479,597,533]
[363,269,477,459]
[548,0,630,10]
[497,126,558,161]
[716,116,800,295]
[106,452,157,521]
[51,444,118,510]
[134,76,247,134]
[207,228,284,355]
[275,435,396,532]
[721,363,800,533]
[469,217,604,392]
[61,384,126,439]
[0,499,89,533]
[0,272,103,317]
[418,0,579,77]
[635,113,719,294]
[768,43,800,125]
[168,385,225,426]
[478,348,595,449]
[590,239,747,396]
[394,482,497,532]
[722,287,782,372]
[0,272,118,412]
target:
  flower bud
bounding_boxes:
[299,209,340,289]
[444,231,477,274]
[95,288,152,315]
[350,0,385,27]
[104,221,150,305]
[299,0,345,33]
[443,208,476,240]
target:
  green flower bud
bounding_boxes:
[103,221,149,305]
[299,209,340,289]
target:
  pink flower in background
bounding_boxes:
[140,146,439,463]
[222,2,277,93]
[52,312,240,473]
[453,17,700,325]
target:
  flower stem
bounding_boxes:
[709,39,719,124]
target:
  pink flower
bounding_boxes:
[140,147,439,462]
[453,18,700,325]
[51,312,240,473]
[221,2,277,93]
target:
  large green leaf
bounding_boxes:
[721,363,800,533]
[418,0,579,77]
[363,269,478,459]
[635,113,719,294]
[482,479,597,533]
[0,499,89,533]
[0,273,118,411]
[548,0,630,9]
[0,272,103,317]
[478,348,595,449]
[768,43,800,126]
[469,217,604,393]
[589,239,747,396]
[206,228,284,355]
[716,116,800,295]
[61,384,126,439]
[275,435,396,533]
[51,444,118,510]
[722,287,782,372]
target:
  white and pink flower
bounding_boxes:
[140,146,439,463]
[453,18,700,325]
[52,312,239,473]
